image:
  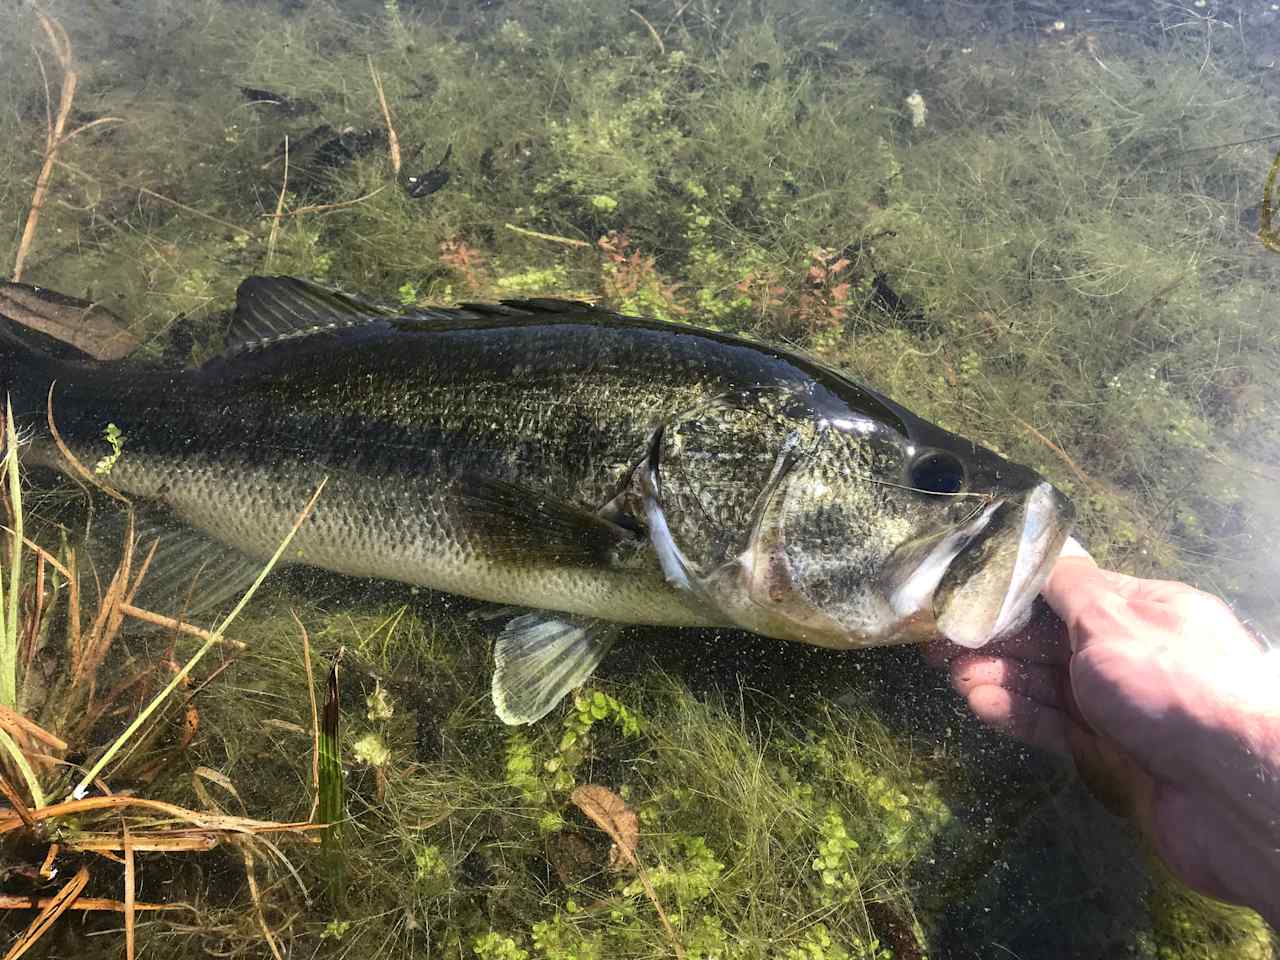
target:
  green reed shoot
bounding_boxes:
[1,404,23,710]
[318,656,346,906]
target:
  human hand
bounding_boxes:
[927,543,1280,925]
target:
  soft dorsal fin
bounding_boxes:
[226,276,392,354]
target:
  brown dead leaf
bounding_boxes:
[570,784,639,870]
[570,785,683,959]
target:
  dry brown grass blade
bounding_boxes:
[0,705,66,752]
[292,610,321,817]
[70,831,219,853]
[0,792,321,836]
[0,773,35,830]
[13,11,76,283]
[0,894,182,913]
[2,863,89,960]
[240,842,285,960]
[122,821,136,960]
[570,784,684,959]
[46,386,128,504]
[368,57,401,176]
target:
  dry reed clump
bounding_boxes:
[0,410,333,959]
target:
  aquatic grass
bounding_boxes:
[1,0,1278,956]
[0,406,23,711]
[0,440,332,954]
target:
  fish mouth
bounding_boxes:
[933,482,1073,648]
[887,482,1073,648]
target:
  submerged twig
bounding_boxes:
[240,842,285,960]
[14,12,76,282]
[13,12,124,281]
[504,222,591,248]
[1010,414,1099,493]
[2,865,89,960]
[282,184,389,219]
[266,135,289,268]
[0,894,183,913]
[630,8,665,53]
[1260,146,1280,253]
[122,821,136,960]
[368,57,401,176]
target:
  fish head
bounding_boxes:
[645,386,1074,650]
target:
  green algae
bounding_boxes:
[1,0,1278,957]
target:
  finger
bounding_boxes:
[965,683,1073,756]
[1042,559,1151,653]
[950,654,1063,710]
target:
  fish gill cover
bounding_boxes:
[0,0,1277,959]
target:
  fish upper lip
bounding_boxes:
[988,482,1071,637]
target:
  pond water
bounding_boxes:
[0,0,1277,958]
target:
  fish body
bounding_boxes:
[3,277,1073,722]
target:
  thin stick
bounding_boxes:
[0,894,182,913]
[368,57,401,176]
[1010,414,1097,492]
[122,821,136,960]
[13,12,76,282]
[292,610,320,813]
[503,222,591,248]
[2,864,89,960]
[266,136,288,268]
[630,8,665,53]
[119,603,247,651]
[283,184,388,218]
[240,843,285,960]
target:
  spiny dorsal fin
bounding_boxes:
[226,276,392,355]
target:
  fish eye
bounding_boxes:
[909,451,966,495]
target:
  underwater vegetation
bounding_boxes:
[0,0,1278,957]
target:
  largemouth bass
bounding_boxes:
[3,276,1073,723]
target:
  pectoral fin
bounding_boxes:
[491,612,622,724]
[454,474,636,566]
